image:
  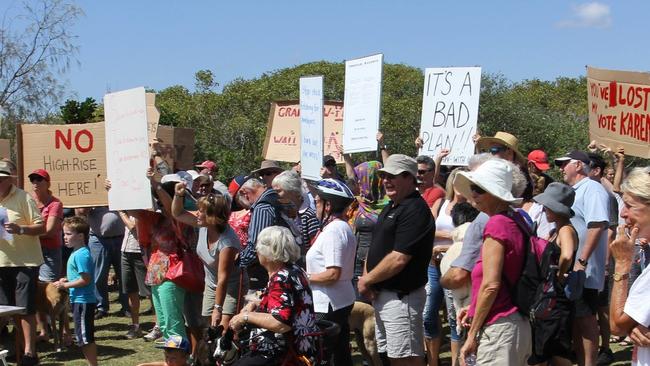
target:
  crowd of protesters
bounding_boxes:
[0,129,648,366]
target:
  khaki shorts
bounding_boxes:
[201,275,248,317]
[476,311,532,365]
[373,287,426,359]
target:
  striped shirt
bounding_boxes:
[239,189,279,268]
[298,206,319,248]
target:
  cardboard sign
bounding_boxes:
[156,126,195,171]
[263,101,344,163]
[419,67,482,166]
[146,93,160,143]
[18,123,107,207]
[0,139,10,159]
[299,76,324,181]
[587,67,650,158]
[104,87,153,211]
[343,54,383,153]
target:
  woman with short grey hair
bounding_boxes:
[229,226,319,365]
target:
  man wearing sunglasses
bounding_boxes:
[359,154,434,366]
[555,150,610,366]
[415,155,445,208]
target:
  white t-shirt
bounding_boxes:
[624,265,650,366]
[305,219,357,313]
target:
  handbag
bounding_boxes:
[563,269,585,301]
[164,221,205,293]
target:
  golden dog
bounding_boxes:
[35,281,69,352]
[348,301,381,366]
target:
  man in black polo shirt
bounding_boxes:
[358,154,434,366]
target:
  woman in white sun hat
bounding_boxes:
[455,159,532,366]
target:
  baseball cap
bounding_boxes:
[155,335,190,354]
[323,155,337,167]
[0,161,15,177]
[161,171,194,189]
[527,150,550,172]
[28,169,51,182]
[196,160,217,171]
[378,154,417,177]
[554,151,591,167]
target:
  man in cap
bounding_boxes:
[320,155,343,181]
[137,335,190,366]
[0,160,45,365]
[195,160,229,197]
[556,150,610,366]
[358,154,435,366]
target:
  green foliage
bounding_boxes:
[60,97,98,124]
[153,62,612,182]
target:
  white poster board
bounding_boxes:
[343,54,383,153]
[104,87,153,210]
[419,67,481,166]
[299,76,324,181]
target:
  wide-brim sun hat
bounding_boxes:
[533,182,575,218]
[475,131,526,164]
[250,160,283,177]
[453,159,523,205]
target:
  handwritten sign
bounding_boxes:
[299,76,324,181]
[419,67,481,166]
[263,101,344,163]
[156,126,195,170]
[343,54,383,153]
[587,67,650,158]
[19,123,107,207]
[146,93,160,143]
[104,87,153,211]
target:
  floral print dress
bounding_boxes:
[249,263,319,365]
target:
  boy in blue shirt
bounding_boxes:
[54,216,97,366]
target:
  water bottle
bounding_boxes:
[465,354,477,366]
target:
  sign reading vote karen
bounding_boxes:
[419,67,481,166]
[587,66,650,158]
[19,123,107,207]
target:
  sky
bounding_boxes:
[9,0,650,102]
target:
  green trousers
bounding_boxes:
[151,281,187,339]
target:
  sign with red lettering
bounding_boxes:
[18,123,107,207]
[262,101,344,163]
[588,67,650,158]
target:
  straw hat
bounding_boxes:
[453,159,523,205]
[250,160,283,177]
[475,132,526,164]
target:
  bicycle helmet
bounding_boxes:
[315,178,355,206]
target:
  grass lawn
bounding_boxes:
[2,293,635,366]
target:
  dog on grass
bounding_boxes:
[35,281,70,352]
[348,301,381,366]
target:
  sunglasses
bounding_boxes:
[417,169,432,175]
[470,184,487,195]
[380,172,409,180]
[199,183,211,188]
[30,176,45,183]
[262,171,276,176]
[489,146,508,155]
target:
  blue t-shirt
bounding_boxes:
[66,246,97,304]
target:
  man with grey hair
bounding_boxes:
[359,154,434,366]
[415,155,445,208]
[555,150,610,366]
[238,177,289,290]
[271,171,319,250]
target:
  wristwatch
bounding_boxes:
[379,144,388,150]
[613,272,629,282]
[19,227,24,235]
[578,258,588,267]
[213,304,223,312]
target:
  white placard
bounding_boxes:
[343,54,383,153]
[104,87,153,210]
[299,76,324,181]
[419,67,481,166]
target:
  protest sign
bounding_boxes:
[343,54,383,153]
[419,67,481,166]
[104,87,153,211]
[146,92,160,142]
[156,126,195,170]
[0,139,10,159]
[18,123,107,207]
[299,76,324,181]
[263,101,344,163]
[587,67,650,158]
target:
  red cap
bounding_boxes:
[527,150,550,171]
[29,169,50,182]
[195,160,217,171]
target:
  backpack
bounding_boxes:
[506,210,549,318]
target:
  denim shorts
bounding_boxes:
[39,246,62,282]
